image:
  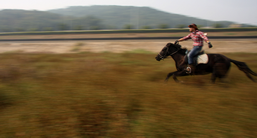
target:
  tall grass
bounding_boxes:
[0,52,256,137]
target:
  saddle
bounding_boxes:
[183,50,208,66]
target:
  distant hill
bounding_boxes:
[0,9,67,31]
[0,6,254,32]
[48,5,237,29]
[0,9,104,32]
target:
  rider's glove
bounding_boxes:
[208,42,213,48]
[174,40,179,44]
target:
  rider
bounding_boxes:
[175,23,213,74]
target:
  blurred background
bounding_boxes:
[0,0,256,138]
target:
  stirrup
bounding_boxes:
[185,66,191,74]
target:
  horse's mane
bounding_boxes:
[166,43,188,56]
[178,48,187,55]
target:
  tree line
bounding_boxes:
[0,8,255,32]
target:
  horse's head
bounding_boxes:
[155,43,181,61]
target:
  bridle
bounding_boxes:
[158,45,180,60]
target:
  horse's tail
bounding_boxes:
[230,59,257,82]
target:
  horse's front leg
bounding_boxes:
[172,70,188,83]
[165,71,178,82]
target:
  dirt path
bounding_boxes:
[0,39,256,53]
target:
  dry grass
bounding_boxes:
[1,39,257,54]
[0,52,256,137]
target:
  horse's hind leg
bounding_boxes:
[211,63,230,83]
[211,74,217,83]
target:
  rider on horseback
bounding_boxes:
[175,23,213,74]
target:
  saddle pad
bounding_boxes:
[197,54,208,64]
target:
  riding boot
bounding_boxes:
[186,64,195,74]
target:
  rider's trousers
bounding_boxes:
[188,46,202,65]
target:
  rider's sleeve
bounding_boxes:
[183,34,191,40]
[199,32,209,42]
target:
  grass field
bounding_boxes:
[0,52,256,138]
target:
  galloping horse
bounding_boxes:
[155,43,257,83]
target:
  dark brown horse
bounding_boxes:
[155,43,257,83]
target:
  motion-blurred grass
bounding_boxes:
[0,52,256,138]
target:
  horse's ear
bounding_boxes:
[166,43,173,47]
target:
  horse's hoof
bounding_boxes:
[179,80,184,84]
[175,80,183,83]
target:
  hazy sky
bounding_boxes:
[1,0,257,25]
